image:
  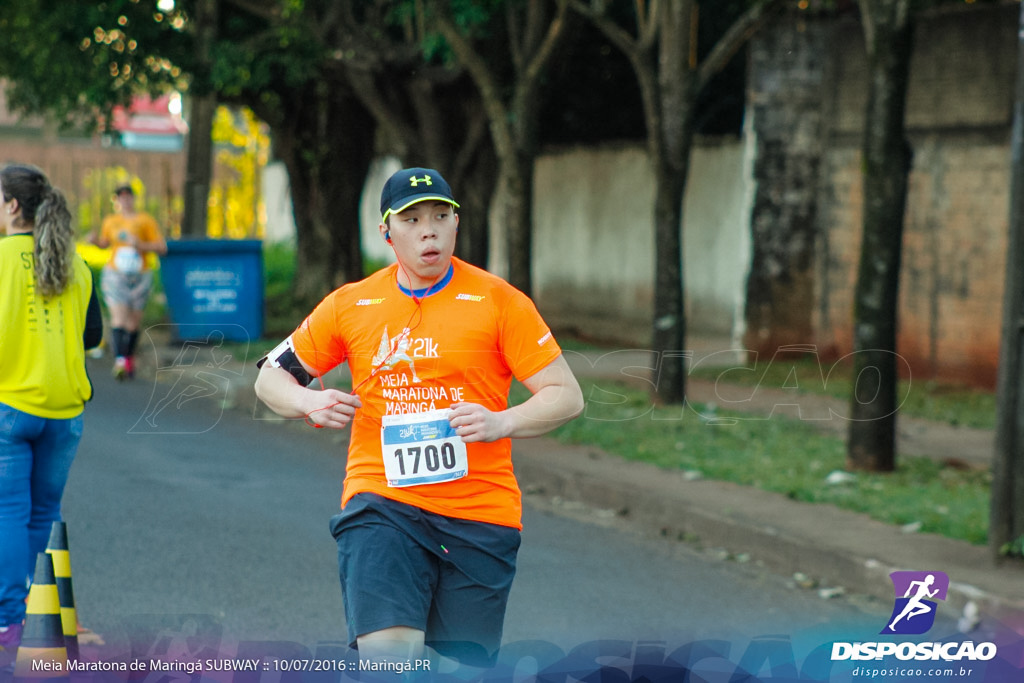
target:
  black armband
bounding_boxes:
[257,337,315,386]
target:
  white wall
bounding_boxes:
[683,139,752,343]
[261,161,295,244]
[360,156,402,264]
[532,141,752,345]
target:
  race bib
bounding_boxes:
[380,409,468,487]
[113,246,143,274]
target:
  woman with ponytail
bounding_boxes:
[0,164,102,667]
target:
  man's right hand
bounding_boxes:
[303,389,362,429]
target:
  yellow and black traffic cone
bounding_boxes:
[45,522,78,662]
[14,553,68,682]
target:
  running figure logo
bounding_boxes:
[373,325,421,382]
[881,570,949,635]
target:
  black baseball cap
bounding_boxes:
[113,184,134,196]
[379,167,459,222]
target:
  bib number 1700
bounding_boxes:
[380,409,469,487]
[392,443,458,476]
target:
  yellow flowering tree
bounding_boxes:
[207,106,269,239]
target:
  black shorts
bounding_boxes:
[330,493,521,667]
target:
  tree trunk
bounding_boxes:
[990,0,1024,562]
[474,85,540,295]
[450,152,495,269]
[847,1,914,472]
[180,0,218,238]
[500,152,535,295]
[745,16,826,353]
[257,81,374,308]
[440,99,496,270]
[182,93,216,237]
[651,155,689,405]
[651,2,696,405]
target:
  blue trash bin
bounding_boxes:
[160,239,264,343]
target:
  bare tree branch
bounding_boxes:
[428,5,514,159]
[451,103,489,180]
[639,0,661,49]
[567,0,638,57]
[524,0,546,60]
[696,0,788,93]
[520,0,570,94]
[341,67,417,159]
[508,3,524,73]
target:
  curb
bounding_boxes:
[512,440,1024,623]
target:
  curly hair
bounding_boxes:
[1,164,75,298]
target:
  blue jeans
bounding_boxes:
[0,403,83,627]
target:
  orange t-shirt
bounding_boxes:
[291,257,562,530]
[100,212,162,272]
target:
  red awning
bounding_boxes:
[111,95,186,135]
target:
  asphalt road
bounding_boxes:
[59,355,894,672]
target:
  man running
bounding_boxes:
[255,167,583,672]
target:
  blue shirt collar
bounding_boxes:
[397,262,454,299]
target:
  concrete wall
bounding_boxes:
[261,161,296,245]
[359,157,402,264]
[532,141,751,346]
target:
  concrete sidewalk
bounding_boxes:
[134,334,1022,629]
[524,344,1020,627]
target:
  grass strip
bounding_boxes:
[513,381,990,546]
[688,357,996,430]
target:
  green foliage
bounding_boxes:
[382,0,505,65]
[449,0,504,33]
[0,0,190,126]
[262,241,305,337]
[1000,535,1024,559]
[143,264,169,326]
[282,0,306,18]
[0,0,325,131]
[213,12,325,99]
